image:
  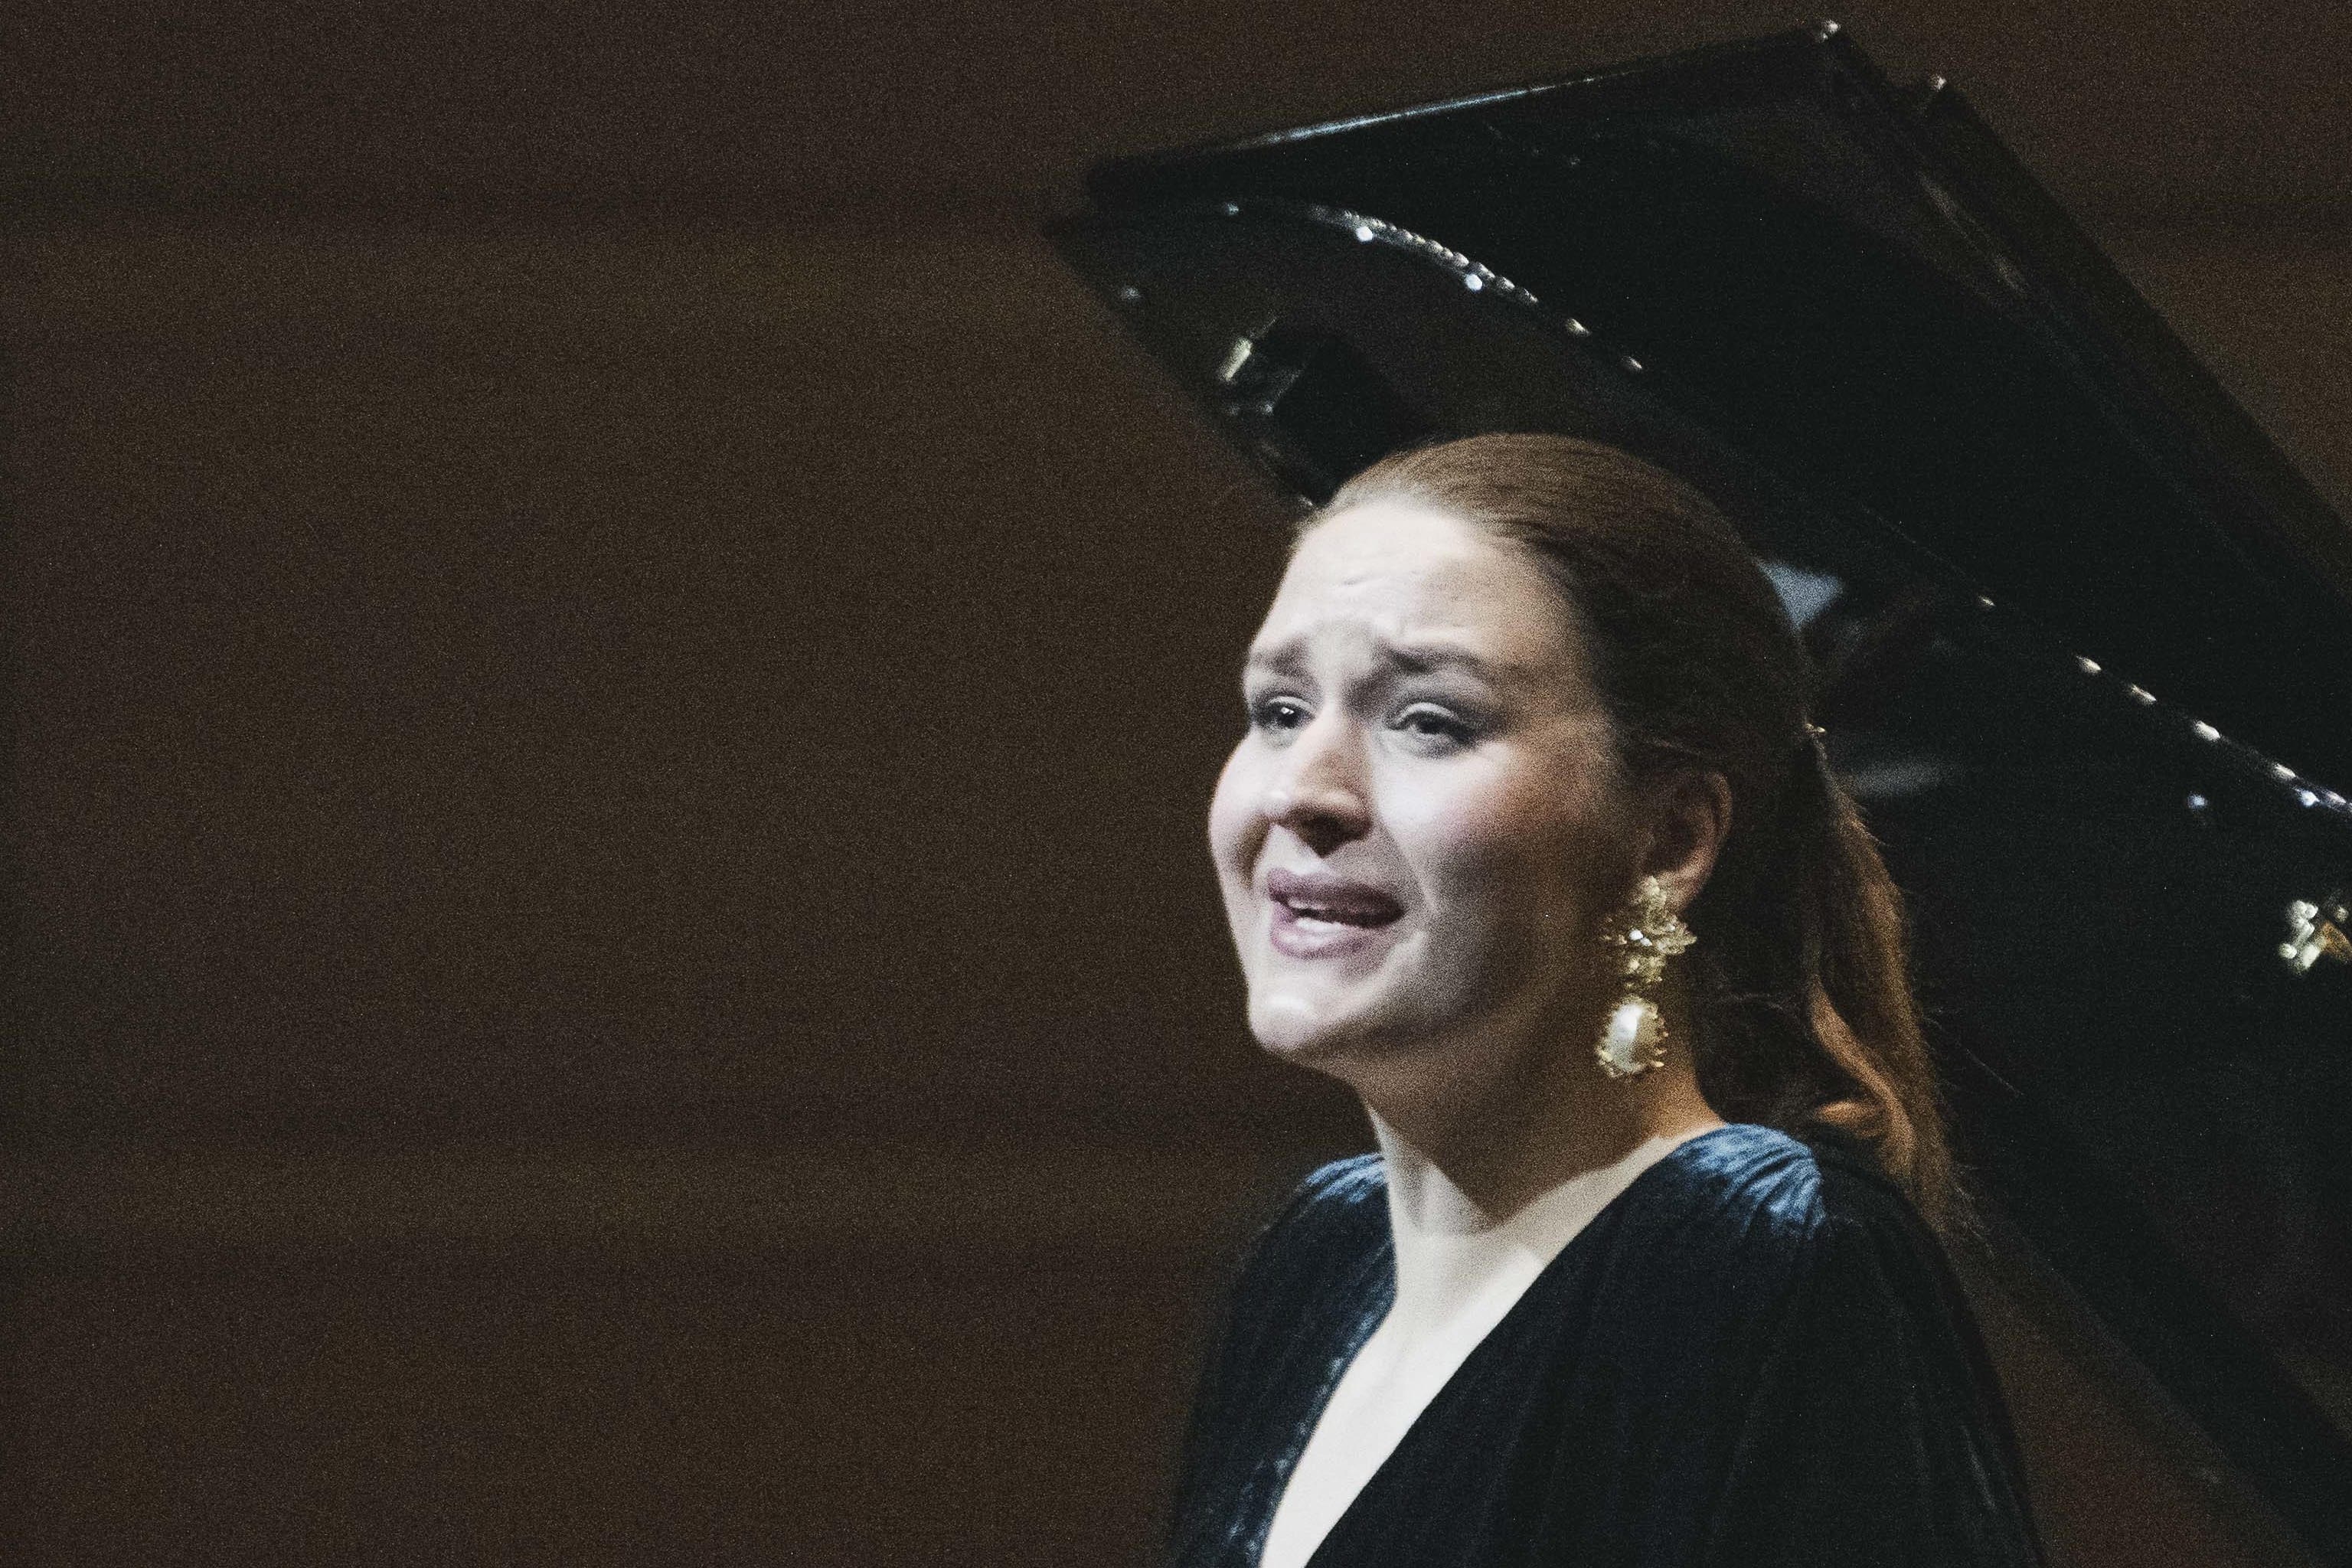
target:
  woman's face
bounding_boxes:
[1207,497,1641,1077]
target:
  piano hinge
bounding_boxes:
[2281,890,2352,974]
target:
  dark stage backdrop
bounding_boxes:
[4,4,2348,1563]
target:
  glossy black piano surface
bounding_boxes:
[1049,24,2352,1565]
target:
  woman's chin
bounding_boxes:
[1250,1029,1344,1067]
[1248,993,1390,1067]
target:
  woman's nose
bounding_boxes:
[1263,714,1372,854]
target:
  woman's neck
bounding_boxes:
[1366,1093,1725,1346]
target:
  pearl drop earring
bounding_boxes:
[1594,875,1696,1080]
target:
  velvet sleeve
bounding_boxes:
[1698,1187,2049,1568]
[1163,1156,1389,1567]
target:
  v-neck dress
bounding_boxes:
[1165,1122,2049,1568]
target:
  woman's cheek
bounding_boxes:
[1390,767,1544,923]
[1406,767,1598,964]
[1393,758,1546,870]
[1206,743,1260,878]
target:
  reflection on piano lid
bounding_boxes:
[1049,24,2352,1566]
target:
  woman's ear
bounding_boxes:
[1641,769,1733,912]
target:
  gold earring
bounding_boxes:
[1594,874,1697,1080]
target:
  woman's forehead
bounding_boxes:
[1263,500,1578,660]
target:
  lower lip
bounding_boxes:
[1269,900,1401,959]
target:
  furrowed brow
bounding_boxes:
[1377,640,1506,680]
[1244,636,1517,686]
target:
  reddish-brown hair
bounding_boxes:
[1315,433,1962,1234]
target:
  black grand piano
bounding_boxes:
[1049,24,2352,1566]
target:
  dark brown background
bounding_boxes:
[4,4,2348,1563]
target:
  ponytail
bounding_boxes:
[1669,723,1962,1236]
[1785,740,1958,1233]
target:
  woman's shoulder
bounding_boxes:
[1635,1119,1923,1233]
[1612,1121,2024,1472]
[1197,1155,1392,1391]
[1236,1152,1390,1280]
[1672,1129,2050,1564]
[1289,1150,1390,1214]
[1600,1121,1951,1316]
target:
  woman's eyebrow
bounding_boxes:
[1243,636,1517,682]
[1378,640,1510,679]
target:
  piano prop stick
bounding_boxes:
[1050,25,2352,1568]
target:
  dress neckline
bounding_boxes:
[1249,1122,1789,1568]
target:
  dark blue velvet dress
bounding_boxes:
[1166,1122,2049,1567]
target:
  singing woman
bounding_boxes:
[1177,432,2048,1568]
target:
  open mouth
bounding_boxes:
[1266,890,1403,958]
[1276,897,1402,929]
[1263,869,1404,954]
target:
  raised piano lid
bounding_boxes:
[1050,24,2352,1566]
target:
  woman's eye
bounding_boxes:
[1396,706,1475,746]
[1249,696,1310,734]
[1246,696,1473,746]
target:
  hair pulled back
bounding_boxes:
[1314,433,1961,1234]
